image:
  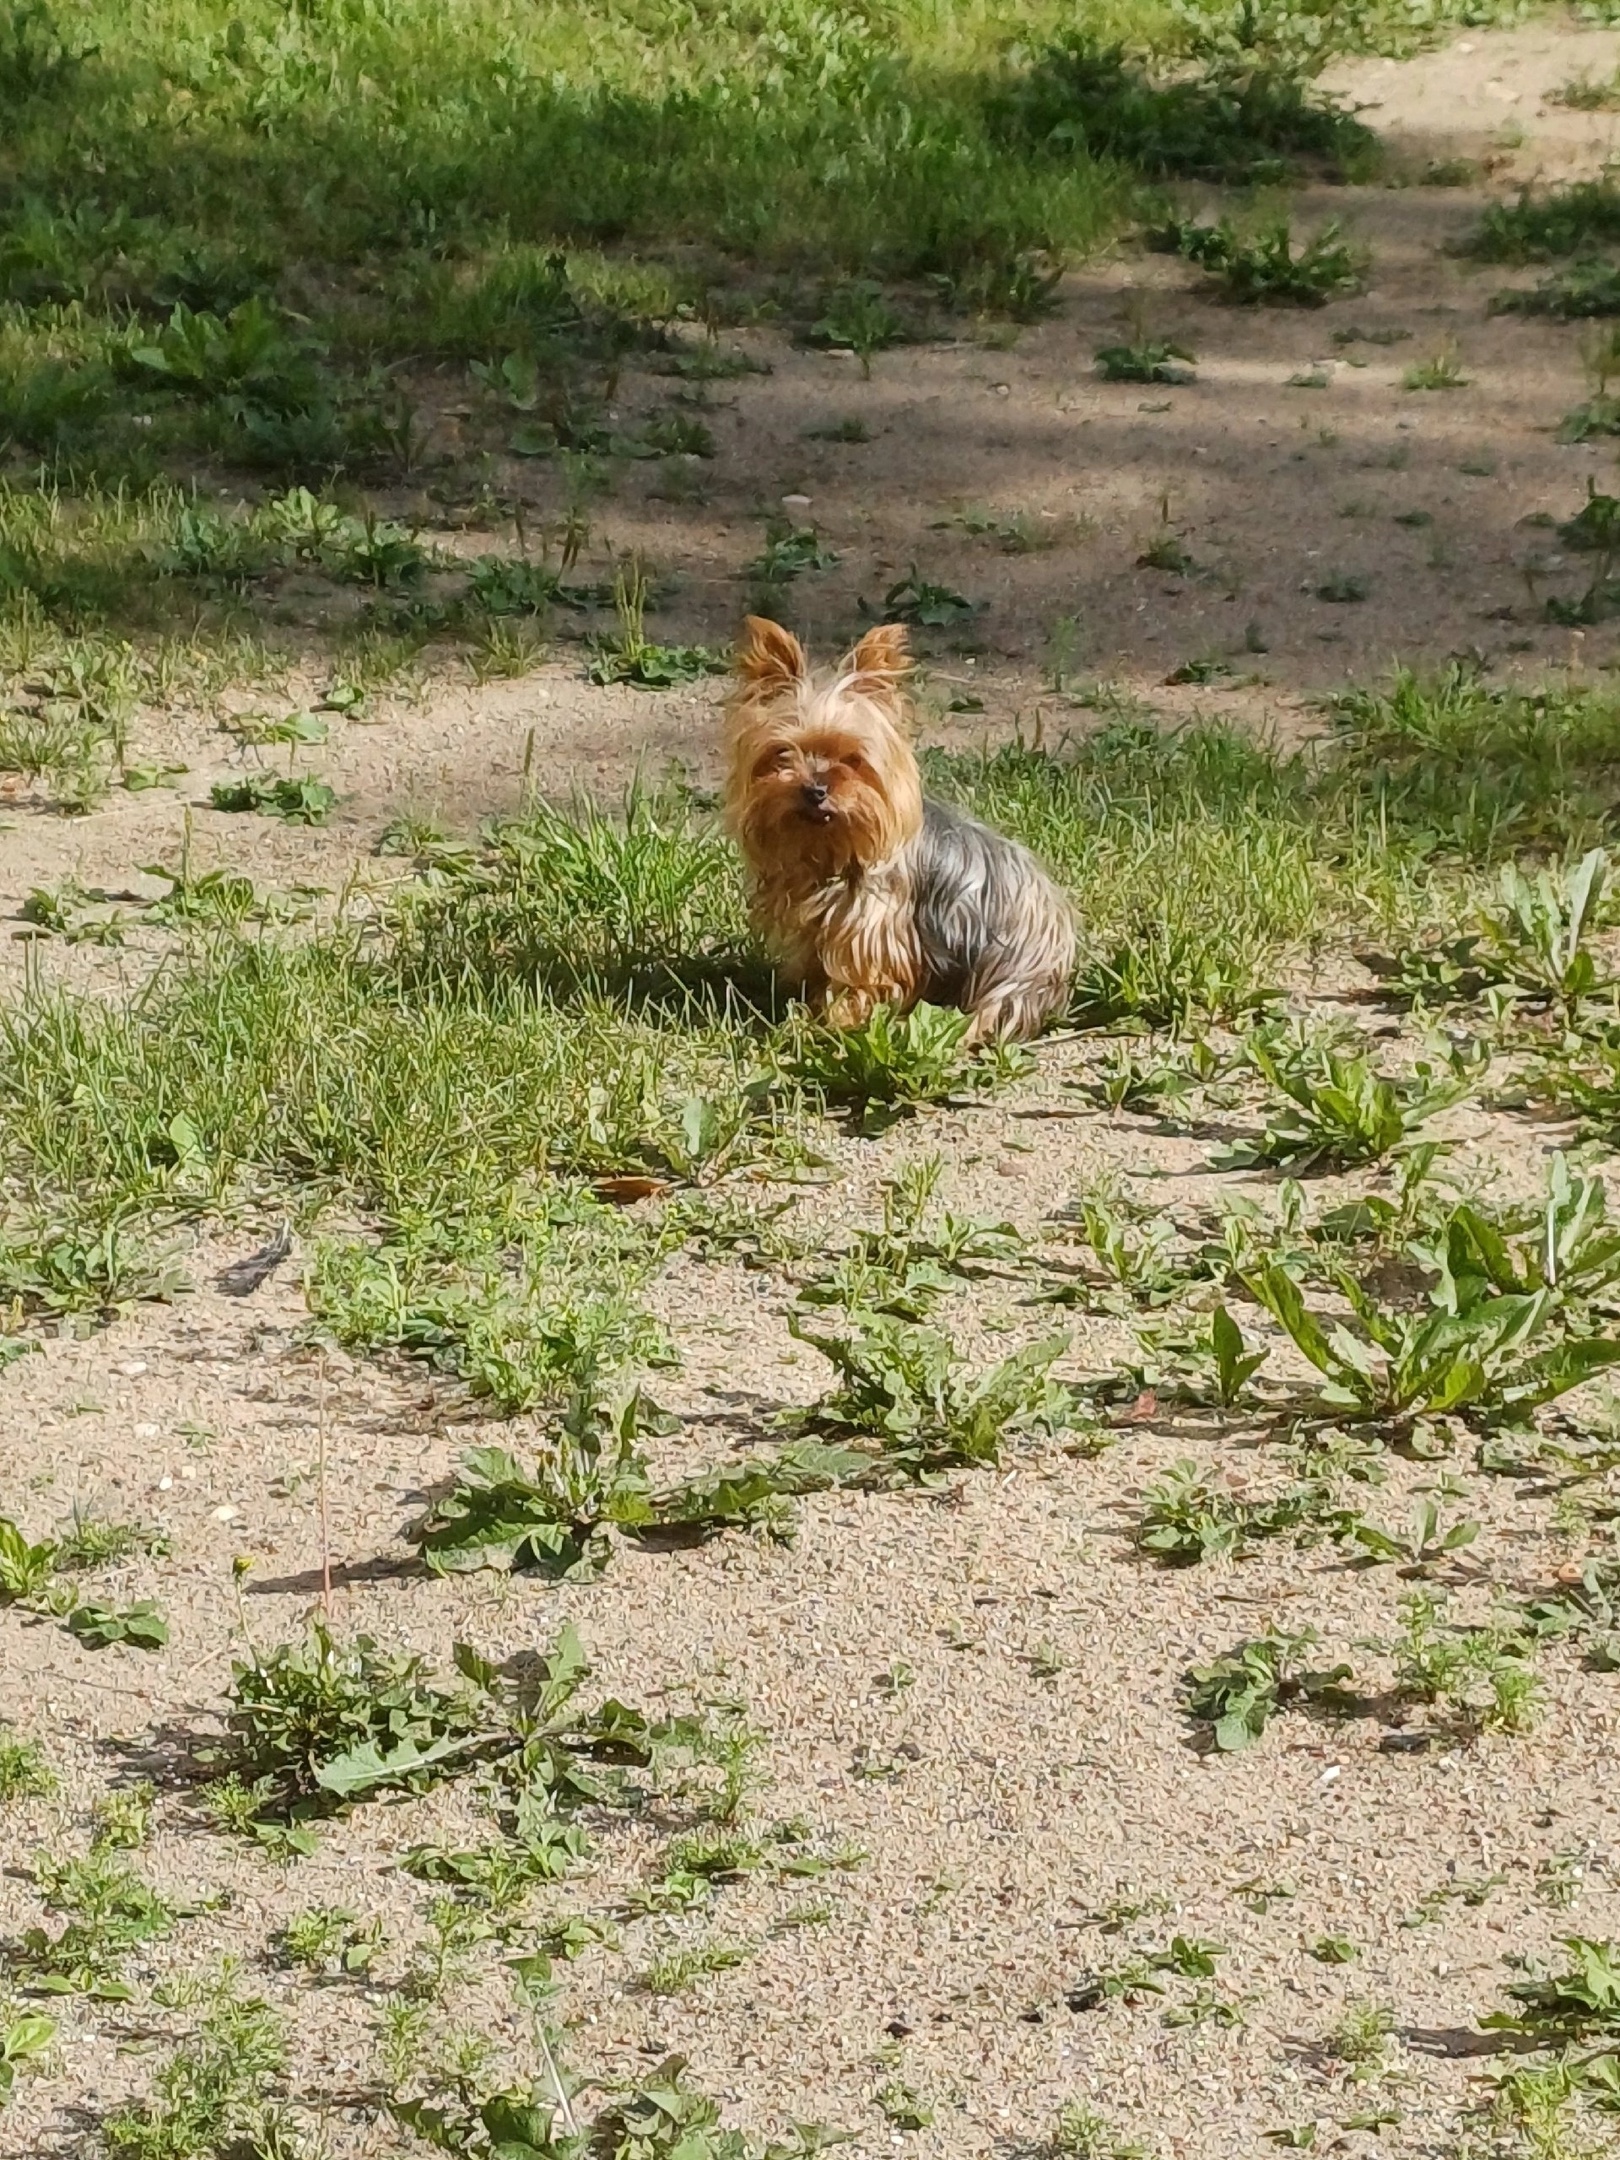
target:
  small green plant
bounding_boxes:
[1368,935,1492,1009]
[139,860,261,930]
[17,881,127,945]
[808,281,906,375]
[1049,1188,1195,1311]
[874,2079,934,2132]
[945,247,1064,320]
[404,1821,588,1910]
[413,1391,672,1580]
[1247,1252,1620,1429]
[219,1620,497,1820]
[1563,324,1620,441]
[1326,1998,1394,2068]
[0,1515,57,1603]
[1338,1484,1481,1572]
[1221,1021,1475,1172]
[787,1002,982,1115]
[1403,345,1469,391]
[0,1213,187,1322]
[1501,260,1620,321]
[102,1986,286,2158]
[1309,1936,1359,1965]
[1483,1935,1620,2044]
[744,523,838,590]
[1066,1935,1226,2012]
[784,1314,1078,1482]
[261,488,426,585]
[800,1157,1023,1318]
[159,502,271,587]
[215,1617,676,1878]
[1074,913,1273,1027]
[1315,573,1369,604]
[1208,1305,1269,1408]
[1160,216,1366,305]
[220,708,329,751]
[1077,1038,1210,1116]
[1385,1589,1542,1736]
[17,1851,180,1997]
[1135,1462,1331,1566]
[1011,25,1373,185]
[0,2012,54,2105]
[1095,338,1195,384]
[638,1938,751,1995]
[0,1729,54,1802]
[209,773,338,824]
[1136,532,1195,575]
[396,2049,780,2160]
[66,1600,170,1651]
[871,569,976,628]
[642,411,714,458]
[412,1373,842,1581]
[52,1512,167,1572]
[1552,486,1620,622]
[1047,2100,1149,2159]
[273,1905,384,1977]
[1487,2057,1609,2158]
[91,1783,156,1852]
[1183,1629,1355,1751]
[1469,179,1620,264]
[121,294,311,401]
[467,553,585,618]
[587,558,726,688]
[1476,848,1610,1015]
[944,505,1073,554]
[1553,70,1620,110]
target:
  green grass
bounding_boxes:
[1469,180,1620,263]
[2,3,1134,287]
[0,0,1495,526]
[1154,214,1367,304]
[3,688,1617,1308]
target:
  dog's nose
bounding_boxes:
[800,780,829,807]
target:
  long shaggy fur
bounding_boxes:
[724,616,1075,1042]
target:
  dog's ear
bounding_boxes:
[847,622,912,698]
[735,615,808,693]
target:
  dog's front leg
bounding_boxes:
[823,982,877,1030]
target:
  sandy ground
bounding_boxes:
[5,23,1620,2160]
[3,1062,1618,2159]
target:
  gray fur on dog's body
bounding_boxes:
[903,796,1075,1040]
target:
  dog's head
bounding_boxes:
[724,617,922,876]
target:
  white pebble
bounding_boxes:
[212,1504,239,1522]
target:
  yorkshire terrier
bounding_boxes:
[723,616,1075,1042]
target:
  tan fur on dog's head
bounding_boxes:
[724,617,923,888]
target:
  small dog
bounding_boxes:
[724,615,1075,1042]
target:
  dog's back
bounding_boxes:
[909,797,1075,1039]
